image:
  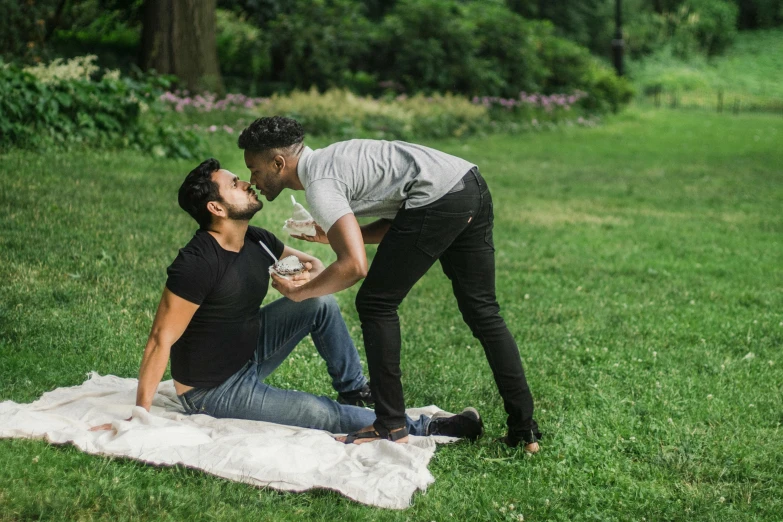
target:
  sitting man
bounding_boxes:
[94,158,483,441]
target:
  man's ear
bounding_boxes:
[206,200,225,218]
[274,154,286,172]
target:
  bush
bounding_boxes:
[685,0,739,55]
[664,0,739,57]
[0,0,60,63]
[160,87,599,141]
[215,9,270,95]
[372,0,482,95]
[264,0,375,93]
[0,56,203,158]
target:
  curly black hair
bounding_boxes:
[178,158,222,229]
[237,116,305,154]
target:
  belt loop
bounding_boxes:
[472,167,482,188]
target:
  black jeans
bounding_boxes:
[355,168,540,443]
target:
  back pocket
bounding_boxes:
[415,209,474,258]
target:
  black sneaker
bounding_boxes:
[426,407,484,441]
[337,383,374,407]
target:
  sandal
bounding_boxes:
[342,425,408,444]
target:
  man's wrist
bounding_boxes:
[289,284,307,301]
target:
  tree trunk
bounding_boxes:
[140,0,224,94]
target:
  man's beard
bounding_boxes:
[224,199,262,221]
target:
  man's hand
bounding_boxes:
[291,223,329,244]
[270,272,305,301]
[289,261,313,286]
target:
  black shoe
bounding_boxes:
[426,407,484,441]
[337,383,374,407]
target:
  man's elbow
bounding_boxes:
[355,264,368,280]
[346,260,368,281]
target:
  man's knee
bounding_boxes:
[461,301,504,332]
[355,286,383,319]
[296,294,338,317]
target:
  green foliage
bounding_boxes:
[266,89,490,140]
[265,0,374,93]
[0,0,60,62]
[736,0,783,28]
[629,29,783,111]
[163,88,597,141]
[676,0,739,56]
[215,9,271,95]
[533,27,635,113]
[0,57,203,159]
[466,2,548,95]
[210,0,630,112]
[373,0,480,94]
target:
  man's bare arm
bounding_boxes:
[135,288,199,410]
[90,288,198,430]
[359,218,392,244]
[291,218,391,245]
[271,214,367,302]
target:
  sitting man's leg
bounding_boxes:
[179,360,400,433]
[180,363,483,438]
[256,295,372,405]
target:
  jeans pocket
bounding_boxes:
[484,202,495,250]
[415,208,474,258]
[180,387,210,413]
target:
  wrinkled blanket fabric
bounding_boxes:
[0,373,456,509]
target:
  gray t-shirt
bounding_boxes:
[296,140,475,232]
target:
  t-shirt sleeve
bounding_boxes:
[304,179,354,233]
[165,249,216,305]
[248,226,285,260]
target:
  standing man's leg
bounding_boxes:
[355,196,475,437]
[440,172,539,447]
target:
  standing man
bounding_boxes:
[239,117,540,452]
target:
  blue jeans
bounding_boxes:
[178,295,430,435]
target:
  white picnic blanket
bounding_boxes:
[0,373,456,509]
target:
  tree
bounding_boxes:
[140,0,224,93]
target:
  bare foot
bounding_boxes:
[524,441,540,454]
[336,425,409,445]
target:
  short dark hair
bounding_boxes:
[237,116,305,154]
[178,158,222,229]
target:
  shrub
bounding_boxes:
[160,87,598,141]
[684,0,739,55]
[0,56,203,158]
[373,0,482,95]
[264,0,374,93]
[664,0,739,57]
[215,9,271,95]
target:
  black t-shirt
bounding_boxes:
[165,226,284,387]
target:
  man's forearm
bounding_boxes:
[288,258,366,301]
[360,219,392,244]
[135,339,171,411]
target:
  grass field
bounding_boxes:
[1,107,782,521]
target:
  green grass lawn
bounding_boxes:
[1,107,782,521]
